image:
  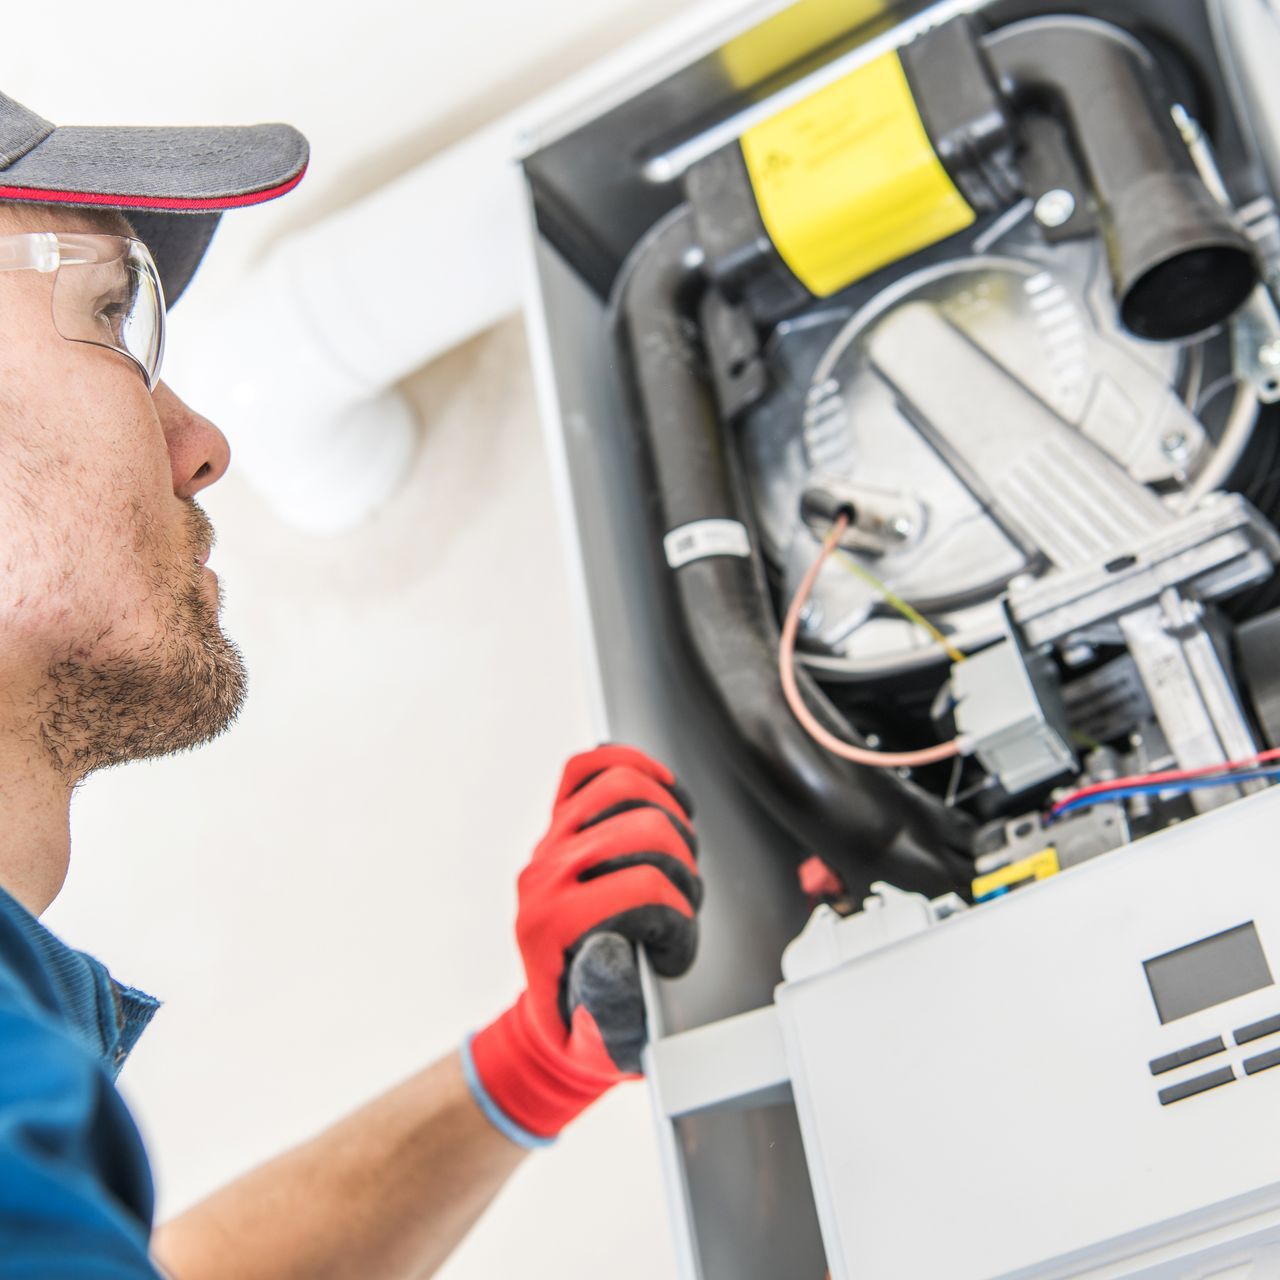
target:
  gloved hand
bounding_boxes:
[464,744,702,1147]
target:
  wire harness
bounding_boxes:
[779,514,970,769]
[1047,748,1280,821]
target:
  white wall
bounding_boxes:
[16,1,695,1274]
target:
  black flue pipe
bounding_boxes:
[983,14,1259,341]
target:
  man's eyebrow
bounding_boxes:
[47,206,135,239]
[87,209,135,238]
[0,201,136,239]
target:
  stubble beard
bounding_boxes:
[35,501,247,780]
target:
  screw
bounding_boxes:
[886,513,915,541]
[800,600,824,631]
[1161,430,1189,460]
[1034,189,1076,229]
[1260,340,1280,368]
[1062,642,1095,668]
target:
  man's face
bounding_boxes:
[0,204,244,779]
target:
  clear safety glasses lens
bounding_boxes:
[49,236,166,390]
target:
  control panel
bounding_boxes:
[775,787,1280,1279]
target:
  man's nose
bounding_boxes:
[154,382,232,499]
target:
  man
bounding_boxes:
[0,93,703,1277]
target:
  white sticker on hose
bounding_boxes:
[663,519,751,568]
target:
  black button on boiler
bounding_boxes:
[1158,1065,1236,1106]
[1149,1036,1226,1076]
[1234,1013,1280,1045]
[1244,1046,1280,1076]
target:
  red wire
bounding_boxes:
[1050,747,1280,814]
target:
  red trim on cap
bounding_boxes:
[0,163,307,211]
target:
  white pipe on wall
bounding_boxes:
[168,119,527,534]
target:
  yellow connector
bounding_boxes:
[972,848,1061,903]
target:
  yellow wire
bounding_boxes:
[834,549,967,664]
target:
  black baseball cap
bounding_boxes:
[0,90,309,303]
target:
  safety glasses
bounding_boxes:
[0,232,165,390]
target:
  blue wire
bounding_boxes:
[1050,769,1280,822]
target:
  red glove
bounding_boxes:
[464,745,702,1146]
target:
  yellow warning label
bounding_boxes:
[719,0,883,88]
[740,50,975,296]
[972,848,1062,902]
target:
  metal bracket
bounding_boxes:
[648,1005,792,1120]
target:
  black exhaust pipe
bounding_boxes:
[610,207,971,896]
[982,14,1259,342]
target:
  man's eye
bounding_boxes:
[96,300,128,326]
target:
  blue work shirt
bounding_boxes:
[0,884,162,1277]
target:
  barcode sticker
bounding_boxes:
[663,519,751,568]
